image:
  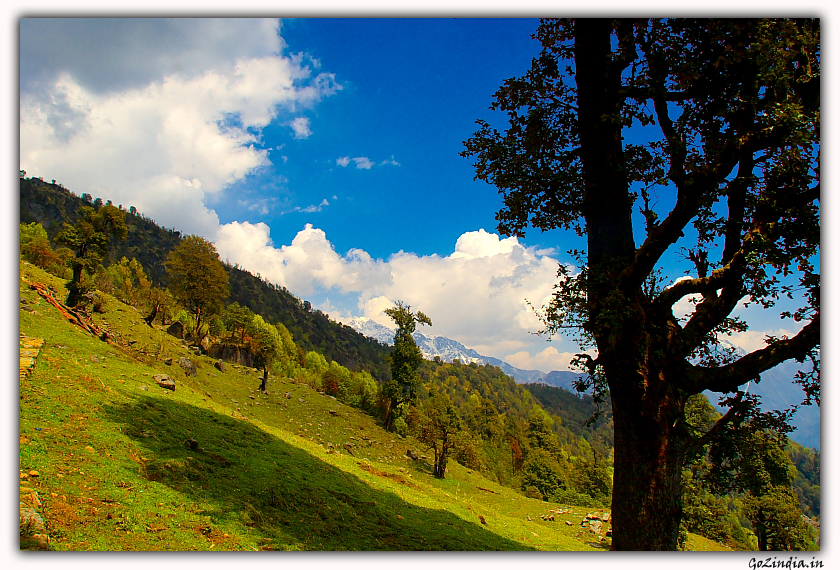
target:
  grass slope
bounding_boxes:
[19,261,725,551]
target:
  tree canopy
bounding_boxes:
[247,314,296,392]
[462,18,819,550]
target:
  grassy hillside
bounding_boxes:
[16,262,578,550]
[19,261,732,551]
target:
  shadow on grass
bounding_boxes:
[102,394,533,551]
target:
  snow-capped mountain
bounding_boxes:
[347,317,397,346]
[346,317,545,383]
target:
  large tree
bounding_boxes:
[462,18,819,550]
[165,235,230,343]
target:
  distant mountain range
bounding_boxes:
[347,317,819,450]
[346,317,549,384]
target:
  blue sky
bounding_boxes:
[213,18,550,259]
[18,16,817,375]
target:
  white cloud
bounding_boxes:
[336,155,398,170]
[299,198,330,213]
[505,347,595,373]
[20,18,286,95]
[214,224,567,362]
[361,296,399,330]
[281,198,330,215]
[451,229,517,259]
[215,222,393,297]
[19,18,340,239]
[289,116,312,139]
[666,276,701,320]
[723,328,801,354]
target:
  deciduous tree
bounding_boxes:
[415,388,460,479]
[56,203,127,306]
[224,302,254,344]
[462,18,819,549]
[165,235,229,342]
[247,315,294,392]
[20,222,69,276]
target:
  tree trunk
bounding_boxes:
[66,263,85,307]
[575,20,690,550]
[433,441,449,479]
[144,303,159,327]
[433,458,446,479]
[608,365,688,550]
[259,366,268,392]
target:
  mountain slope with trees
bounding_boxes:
[20,176,392,381]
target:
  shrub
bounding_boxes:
[321,368,341,396]
[550,488,599,508]
[524,486,544,500]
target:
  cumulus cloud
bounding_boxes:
[724,328,801,354]
[215,225,566,361]
[665,276,702,320]
[289,116,312,139]
[336,156,351,167]
[20,18,286,95]
[215,222,393,297]
[19,18,340,238]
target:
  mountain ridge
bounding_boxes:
[346,316,557,385]
[347,317,819,449]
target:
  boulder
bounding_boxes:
[206,343,255,368]
[214,360,226,373]
[166,321,185,339]
[154,374,176,391]
[179,357,198,377]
